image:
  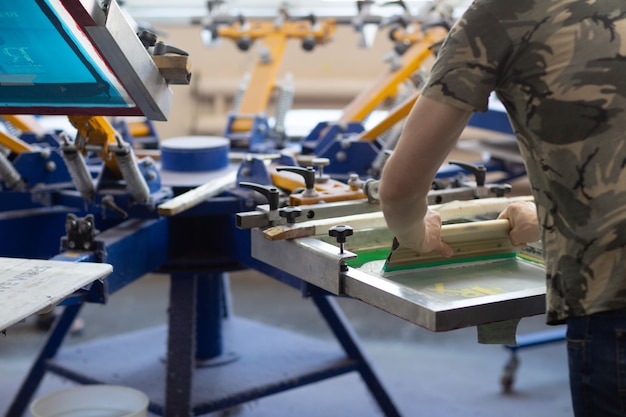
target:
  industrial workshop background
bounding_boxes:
[123,0,469,139]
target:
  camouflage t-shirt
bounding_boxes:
[422,0,626,324]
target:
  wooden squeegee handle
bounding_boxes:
[439,219,511,244]
[385,218,515,271]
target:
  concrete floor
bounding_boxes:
[0,268,572,417]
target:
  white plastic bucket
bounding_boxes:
[30,385,149,417]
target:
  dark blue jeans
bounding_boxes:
[567,308,626,417]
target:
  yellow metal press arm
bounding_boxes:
[218,18,336,133]
[356,89,420,142]
[68,115,124,177]
[68,116,150,203]
[338,25,447,124]
[0,131,34,154]
[0,115,48,154]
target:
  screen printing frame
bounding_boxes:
[250,226,546,333]
[0,0,172,120]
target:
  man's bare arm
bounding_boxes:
[379,96,473,254]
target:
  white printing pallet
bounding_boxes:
[0,257,112,331]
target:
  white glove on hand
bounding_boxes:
[412,208,453,257]
[497,201,540,246]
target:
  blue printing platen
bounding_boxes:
[160,136,230,172]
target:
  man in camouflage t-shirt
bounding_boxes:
[379,1,626,416]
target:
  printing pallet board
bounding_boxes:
[0,257,112,331]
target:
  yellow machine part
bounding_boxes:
[1,115,48,136]
[125,119,152,138]
[218,19,336,133]
[357,90,419,142]
[0,115,128,180]
[289,183,366,206]
[68,116,123,177]
[269,165,366,205]
[230,33,289,132]
[0,131,34,154]
[0,115,47,154]
[338,25,448,124]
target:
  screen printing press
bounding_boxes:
[0,1,549,415]
[238,194,546,345]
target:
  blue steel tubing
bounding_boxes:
[195,272,225,360]
[191,360,362,416]
[5,303,84,417]
[312,295,402,417]
[506,328,566,352]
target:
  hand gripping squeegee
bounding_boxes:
[382,219,517,275]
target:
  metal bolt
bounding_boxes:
[347,174,361,190]
[79,221,91,233]
[328,225,354,254]
[279,206,302,225]
[66,220,77,233]
[335,151,347,162]
[312,157,330,183]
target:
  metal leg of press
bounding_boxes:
[5,303,83,417]
[500,327,566,392]
[165,273,197,417]
[312,295,402,417]
[165,272,235,416]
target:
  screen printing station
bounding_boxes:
[1,1,548,416]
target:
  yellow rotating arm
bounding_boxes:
[68,116,123,177]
